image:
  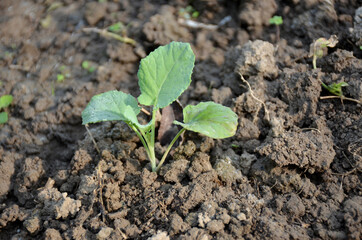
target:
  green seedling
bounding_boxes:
[57,74,65,83]
[82,61,96,73]
[0,95,13,124]
[321,81,348,97]
[108,22,125,34]
[269,15,283,25]
[231,144,240,149]
[179,5,200,19]
[57,65,71,82]
[319,81,360,104]
[82,42,238,172]
[309,35,338,69]
[269,16,283,43]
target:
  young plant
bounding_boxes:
[179,6,200,19]
[82,61,96,73]
[57,65,71,83]
[57,74,65,83]
[319,81,360,104]
[108,22,125,34]
[309,35,338,69]
[82,42,238,172]
[269,15,283,42]
[0,94,13,124]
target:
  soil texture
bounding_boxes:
[0,0,361,239]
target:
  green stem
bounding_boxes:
[128,123,152,162]
[149,108,157,171]
[155,128,186,172]
[313,55,317,69]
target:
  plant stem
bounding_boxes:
[313,55,317,69]
[82,27,136,45]
[155,128,186,172]
[128,123,152,162]
[149,108,157,171]
[320,95,361,104]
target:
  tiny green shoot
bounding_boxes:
[269,16,283,25]
[57,74,65,83]
[82,42,238,172]
[231,144,240,149]
[319,81,360,104]
[82,61,96,73]
[179,6,199,19]
[0,95,13,124]
[321,81,348,97]
[309,35,338,70]
[269,15,283,43]
[108,22,125,34]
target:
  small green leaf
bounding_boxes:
[82,90,141,125]
[192,11,199,18]
[269,16,283,25]
[137,42,195,109]
[0,112,8,124]
[324,81,349,96]
[174,102,238,139]
[108,22,124,33]
[82,61,90,69]
[57,74,65,83]
[0,95,13,109]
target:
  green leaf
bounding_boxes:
[108,22,124,33]
[0,95,13,109]
[0,112,8,124]
[57,74,65,83]
[82,90,141,125]
[137,42,195,109]
[269,16,283,25]
[324,81,349,96]
[82,61,90,69]
[174,102,238,139]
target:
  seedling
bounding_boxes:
[309,35,338,69]
[57,74,65,83]
[82,42,238,172]
[0,95,13,124]
[269,16,283,42]
[57,65,71,82]
[179,6,200,19]
[108,22,125,34]
[82,61,96,73]
[83,22,136,46]
[319,81,360,104]
[321,81,348,96]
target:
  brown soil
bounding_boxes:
[0,0,361,239]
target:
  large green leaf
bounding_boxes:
[174,102,238,139]
[0,112,8,124]
[0,95,13,109]
[137,42,195,109]
[82,90,141,125]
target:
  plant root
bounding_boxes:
[239,73,270,122]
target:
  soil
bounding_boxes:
[0,0,361,239]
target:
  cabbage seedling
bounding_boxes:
[82,42,238,172]
[0,94,13,124]
[269,15,283,42]
[309,35,338,69]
